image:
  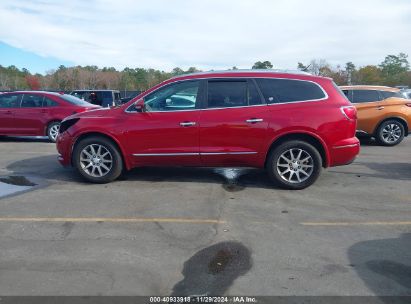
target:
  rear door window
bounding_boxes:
[255,78,326,103]
[21,94,44,107]
[248,80,264,105]
[207,80,247,108]
[352,90,381,103]
[206,80,263,108]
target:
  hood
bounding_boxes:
[63,106,120,121]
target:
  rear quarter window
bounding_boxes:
[380,91,404,99]
[255,78,326,103]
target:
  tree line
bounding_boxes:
[0,53,410,93]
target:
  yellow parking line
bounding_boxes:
[301,221,411,226]
[0,217,225,224]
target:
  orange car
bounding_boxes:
[340,85,411,146]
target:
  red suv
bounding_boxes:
[56,71,359,189]
[0,91,99,142]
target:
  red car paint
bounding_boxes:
[56,71,359,172]
[0,91,99,137]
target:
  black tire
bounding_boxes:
[72,136,123,183]
[375,120,405,146]
[47,121,61,142]
[266,140,322,190]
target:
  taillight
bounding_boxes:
[340,106,357,120]
[406,103,411,107]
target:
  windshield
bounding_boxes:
[60,94,94,106]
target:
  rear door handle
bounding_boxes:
[377,106,385,110]
[4,110,13,115]
[245,118,263,124]
[179,121,196,127]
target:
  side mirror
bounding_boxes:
[134,99,145,112]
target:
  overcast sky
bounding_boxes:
[0,0,410,73]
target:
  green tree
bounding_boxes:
[379,53,409,86]
[345,62,356,84]
[252,61,273,69]
[355,65,382,85]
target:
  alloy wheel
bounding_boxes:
[381,123,402,144]
[49,124,60,141]
[79,144,113,177]
[276,148,314,184]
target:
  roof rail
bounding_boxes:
[171,69,311,78]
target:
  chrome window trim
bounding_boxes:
[125,76,328,113]
[200,151,257,155]
[132,151,258,157]
[133,153,198,156]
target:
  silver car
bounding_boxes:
[401,89,411,99]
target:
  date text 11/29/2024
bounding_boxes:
[149,296,257,303]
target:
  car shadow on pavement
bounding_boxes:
[358,137,379,146]
[123,167,278,191]
[348,233,411,301]
[331,161,411,181]
[6,155,279,191]
[171,241,252,296]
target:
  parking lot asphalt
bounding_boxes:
[0,136,410,296]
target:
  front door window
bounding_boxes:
[144,80,200,112]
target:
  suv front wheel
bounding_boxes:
[267,140,322,190]
[73,136,123,183]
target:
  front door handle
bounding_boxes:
[377,106,385,110]
[180,121,196,127]
[4,110,12,115]
[246,118,263,124]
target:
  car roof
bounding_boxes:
[340,85,400,92]
[2,91,67,96]
[169,69,329,82]
[71,89,120,92]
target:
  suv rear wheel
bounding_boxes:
[267,140,322,190]
[73,136,123,183]
[376,120,405,146]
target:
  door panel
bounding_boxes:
[352,90,384,134]
[355,102,385,134]
[199,106,270,166]
[199,79,269,167]
[124,111,200,166]
[0,94,21,135]
[14,94,47,135]
[123,80,203,166]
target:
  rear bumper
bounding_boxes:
[329,137,360,167]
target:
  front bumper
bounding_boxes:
[56,131,73,167]
[330,137,360,167]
